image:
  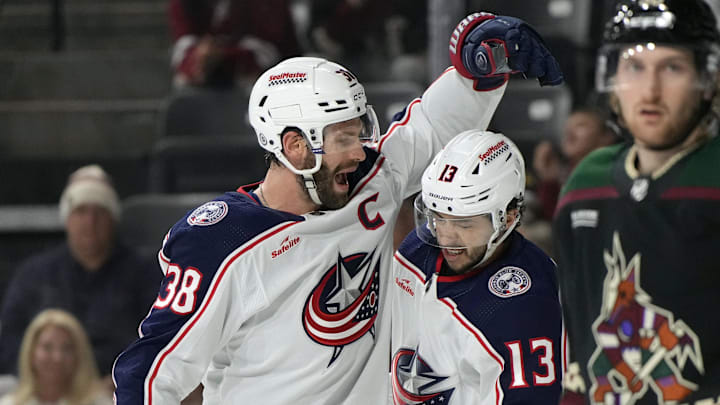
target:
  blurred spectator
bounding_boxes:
[310,0,427,84]
[532,107,617,220]
[169,0,301,89]
[0,309,112,405]
[0,165,161,388]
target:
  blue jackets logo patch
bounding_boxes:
[302,250,380,366]
[187,201,228,226]
[488,266,531,298]
[391,347,455,405]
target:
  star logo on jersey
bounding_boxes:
[302,250,380,366]
[391,347,454,405]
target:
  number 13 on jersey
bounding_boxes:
[505,338,557,388]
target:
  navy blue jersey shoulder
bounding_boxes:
[397,227,439,280]
[445,233,559,330]
[163,191,304,276]
[348,146,382,191]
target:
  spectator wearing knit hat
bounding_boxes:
[0,165,161,392]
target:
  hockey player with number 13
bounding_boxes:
[112,12,563,404]
[391,131,564,404]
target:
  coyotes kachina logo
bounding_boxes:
[392,347,454,405]
[302,250,380,366]
[588,232,703,404]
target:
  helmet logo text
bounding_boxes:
[268,72,308,86]
[479,140,509,165]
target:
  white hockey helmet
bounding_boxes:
[248,57,380,176]
[415,130,525,265]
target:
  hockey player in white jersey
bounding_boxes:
[112,12,563,404]
[391,130,564,404]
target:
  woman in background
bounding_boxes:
[0,309,111,405]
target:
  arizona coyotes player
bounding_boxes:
[391,131,564,404]
[112,13,563,404]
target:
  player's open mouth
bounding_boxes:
[443,248,465,256]
[334,172,349,186]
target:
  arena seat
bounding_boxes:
[162,88,253,138]
[363,81,423,132]
[119,192,219,260]
[148,136,266,193]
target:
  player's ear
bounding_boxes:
[282,130,310,165]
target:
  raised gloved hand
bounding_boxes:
[449,13,564,90]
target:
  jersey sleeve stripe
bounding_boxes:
[350,157,385,199]
[661,186,720,200]
[377,98,422,153]
[145,220,301,404]
[393,251,426,282]
[439,297,505,404]
[555,186,619,215]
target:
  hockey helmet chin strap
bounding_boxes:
[477,211,521,267]
[302,173,323,206]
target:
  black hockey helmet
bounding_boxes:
[603,0,720,46]
[596,0,720,92]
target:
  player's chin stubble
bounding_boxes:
[297,161,349,210]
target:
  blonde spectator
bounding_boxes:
[0,309,112,405]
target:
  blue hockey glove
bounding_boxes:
[450,13,564,89]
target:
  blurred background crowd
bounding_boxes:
[1,0,720,402]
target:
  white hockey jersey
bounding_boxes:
[391,231,565,404]
[112,68,506,404]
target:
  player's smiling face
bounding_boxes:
[433,212,495,274]
[309,118,367,209]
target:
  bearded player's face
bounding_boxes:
[301,118,367,209]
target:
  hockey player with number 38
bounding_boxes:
[112,12,563,404]
[391,131,564,404]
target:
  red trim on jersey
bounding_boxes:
[436,251,489,283]
[374,65,461,154]
[439,297,503,404]
[434,253,444,274]
[237,181,264,205]
[529,337,556,387]
[393,252,426,282]
[350,157,386,199]
[563,330,568,374]
[661,186,720,200]
[504,340,530,388]
[428,66,457,89]
[554,186,620,215]
[146,220,301,404]
[436,262,486,282]
[377,98,422,153]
